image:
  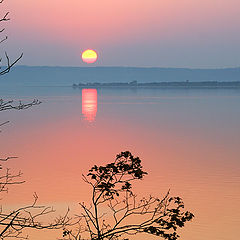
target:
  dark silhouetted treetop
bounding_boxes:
[86,151,147,199]
[61,151,194,240]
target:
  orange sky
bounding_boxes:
[3,0,240,67]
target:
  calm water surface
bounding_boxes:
[0,86,240,240]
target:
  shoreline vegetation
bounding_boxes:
[73,81,240,89]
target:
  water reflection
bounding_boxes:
[82,89,98,122]
[1,88,240,240]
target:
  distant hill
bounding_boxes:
[0,66,240,86]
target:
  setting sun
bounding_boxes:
[82,49,98,64]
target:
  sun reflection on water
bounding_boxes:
[82,89,98,122]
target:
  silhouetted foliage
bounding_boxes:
[86,151,147,199]
[61,151,194,240]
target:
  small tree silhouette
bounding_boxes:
[62,151,194,240]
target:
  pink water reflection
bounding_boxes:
[1,89,240,240]
[82,89,97,122]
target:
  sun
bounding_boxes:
[82,49,98,64]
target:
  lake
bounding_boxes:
[0,86,240,240]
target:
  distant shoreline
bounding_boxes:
[72,81,240,89]
[2,66,240,85]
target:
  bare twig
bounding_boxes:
[0,98,41,112]
[0,53,23,76]
[0,35,7,44]
[0,12,10,22]
[0,192,72,239]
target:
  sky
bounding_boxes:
[2,0,240,68]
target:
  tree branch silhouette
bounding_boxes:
[0,1,73,238]
[0,192,72,239]
[0,99,41,112]
[0,1,23,75]
[61,151,194,240]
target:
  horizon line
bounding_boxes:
[12,65,240,70]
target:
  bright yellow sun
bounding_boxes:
[82,49,98,64]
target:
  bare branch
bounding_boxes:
[0,1,73,239]
[0,157,17,162]
[0,53,23,76]
[0,35,7,44]
[0,192,72,239]
[0,121,10,128]
[0,98,41,112]
[0,12,10,22]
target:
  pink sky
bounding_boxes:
[3,0,240,67]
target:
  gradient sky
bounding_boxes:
[2,0,240,67]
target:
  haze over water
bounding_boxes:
[0,85,239,240]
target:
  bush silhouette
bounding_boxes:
[62,151,194,240]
